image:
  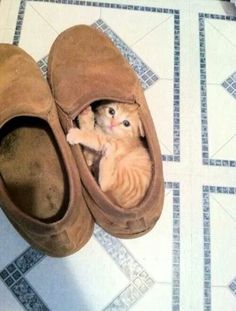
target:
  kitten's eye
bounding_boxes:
[123,120,130,127]
[108,107,115,116]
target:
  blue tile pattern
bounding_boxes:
[14,0,181,163]
[199,13,236,167]
[202,186,236,311]
[229,278,236,297]
[13,0,26,45]
[11,278,49,311]
[0,247,47,310]
[37,56,48,78]
[171,182,180,311]
[92,19,158,90]
[94,225,154,310]
[222,71,236,99]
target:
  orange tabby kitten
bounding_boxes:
[67,102,152,208]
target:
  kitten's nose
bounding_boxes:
[110,120,117,128]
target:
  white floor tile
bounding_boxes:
[0,281,24,311]
[27,237,128,311]
[212,287,236,311]
[211,193,236,285]
[132,14,174,80]
[145,81,174,155]
[19,2,58,60]
[132,283,172,311]
[102,8,172,47]
[205,18,236,84]
[30,2,100,34]
[0,210,28,271]
[121,190,173,283]
[207,85,236,160]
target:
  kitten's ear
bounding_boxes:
[138,120,145,137]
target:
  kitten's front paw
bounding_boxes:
[66,128,81,145]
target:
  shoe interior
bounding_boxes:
[0,117,69,222]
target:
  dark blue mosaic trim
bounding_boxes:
[13,0,26,45]
[199,13,236,168]
[229,277,236,297]
[29,0,179,14]
[92,19,158,90]
[0,247,48,310]
[37,56,48,78]
[222,71,236,99]
[11,278,49,311]
[202,186,236,311]
[172,13,180,163]
[166,182,180,311]
[15,247,45,274]
[14,0,181,163]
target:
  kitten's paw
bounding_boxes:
[66,128,81,145]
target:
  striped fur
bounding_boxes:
[67,102,151,208]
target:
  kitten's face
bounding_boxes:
[95,103,144,138]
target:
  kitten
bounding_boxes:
[67,102,152,208]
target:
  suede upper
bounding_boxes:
[0,44,52,127]
[48,25,140,120]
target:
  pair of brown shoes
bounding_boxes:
[0,26,164,257]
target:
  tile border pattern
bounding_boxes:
[202,185,236,311]
[94,225,155,310]
[13,0,181,162]
[0,248,48,310]
[199,13,236,167]
[0,182,180,311]
[222,71,236,100]
[37,56,48,78]
[92,19,158,91]
[229,277,236,297]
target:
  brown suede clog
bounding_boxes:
[0,44,94,257]
[48,25,164,238]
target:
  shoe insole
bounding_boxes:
[0,117,69,222]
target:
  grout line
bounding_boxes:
[28,2,59,35]
[209,134,236,158]
[206,19,236,50]
[165,190,172,198]
[211,195,236,223]
[159,140,173,155]
[131,15,172,47]
[99,7,102,19]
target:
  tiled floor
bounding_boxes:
[0,0,236,310]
